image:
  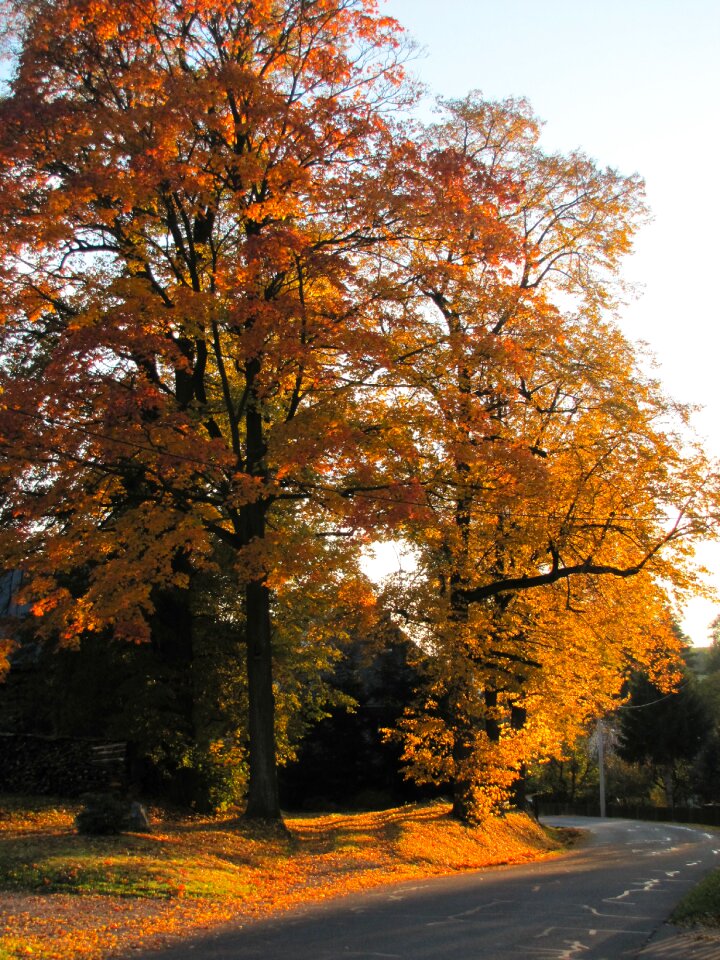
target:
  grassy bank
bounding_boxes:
[0,795,573,960]
[672,869,720,927]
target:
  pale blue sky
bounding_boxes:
[383,0,720,644]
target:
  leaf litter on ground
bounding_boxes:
[0,796,578,959]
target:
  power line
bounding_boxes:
[614,679,693,710]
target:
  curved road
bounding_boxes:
[146,817,720,960]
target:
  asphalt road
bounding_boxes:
[144,817,720,960]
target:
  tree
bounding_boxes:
[279,621,425,810]
[618,669,710,809]
[0,7,716,826]
[690,618,720,803]
[378,93,717,821]
[704,616,720,674]
[529,732,599,807]
[0,0,419,820]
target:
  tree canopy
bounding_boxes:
[0,0,718,822]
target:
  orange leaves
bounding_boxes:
[227,472,266,510]
[28,584,73,621]
[0,13,352,832]
[0,0,715,825]
[0,636,17,680]
[0,799,560,960]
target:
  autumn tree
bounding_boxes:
[1,4,717,827]
[0,0,422,820]
[378,93,718,821]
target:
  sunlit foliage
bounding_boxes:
[0,2,718,823]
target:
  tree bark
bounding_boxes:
[243,572,281,820]
[661,764,675,813]
[451,737,476,823]
[241,376,282,822]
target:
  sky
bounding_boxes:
[381,0,720,646]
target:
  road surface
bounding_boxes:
[143,817,720,960]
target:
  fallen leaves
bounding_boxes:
[0,797,564,959]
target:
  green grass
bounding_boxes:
[0,830,254,900]
[671,869,720,926]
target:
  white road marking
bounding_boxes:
[584,905,652,920]
[425,899,514,925]
[385,884,429,900]
[558,942,591,958]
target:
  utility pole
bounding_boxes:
[597,717,607,817]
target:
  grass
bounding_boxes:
[2,845,252,899]
[672,869,720,927]
[0,795,573,960]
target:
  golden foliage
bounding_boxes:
[0,1,718,822]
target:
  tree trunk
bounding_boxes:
[244,574,281,821]
[241,387,282,822]
[451,720,477,823]
[661,764,675,813]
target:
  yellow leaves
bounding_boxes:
[391,550,693,817]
